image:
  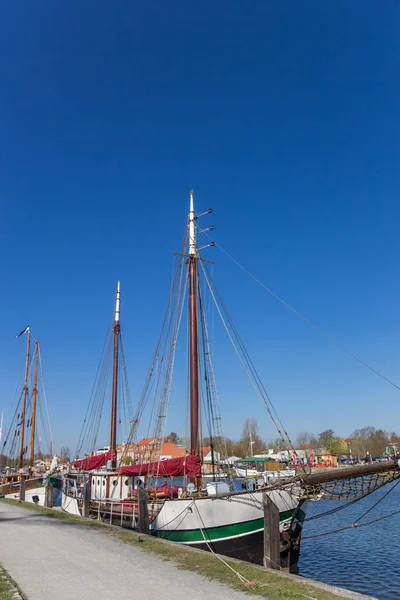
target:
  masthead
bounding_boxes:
[188,190,197,257]
[115,280,121,324]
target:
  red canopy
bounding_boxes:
[74,449,112,471]
[117,455,201,478]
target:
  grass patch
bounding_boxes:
[0,564,24,600]
[115,530,342,600]
[1,498,346,600]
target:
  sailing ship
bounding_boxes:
[0,329,61,505]
[63,191,400,572]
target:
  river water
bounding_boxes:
[299,481,400,600]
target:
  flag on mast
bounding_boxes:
[15,326,30,338]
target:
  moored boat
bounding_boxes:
[63,191,400,572]
[0,329,61,505]
[63,192,307,571]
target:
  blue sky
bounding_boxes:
[1,1,400,453]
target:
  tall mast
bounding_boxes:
[29,339,39,473]
[110,281,121,467]
[188,190,200,456]
[19,329,31,471]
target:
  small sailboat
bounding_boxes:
[0,329,61,505]
[63,191,400,572]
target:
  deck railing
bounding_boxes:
[87,498,163,528]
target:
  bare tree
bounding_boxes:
[60,446,71,461]
[240,417,265,456]
[296,431,313,449]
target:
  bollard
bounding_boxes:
[82,478,91,518]
[44,482,53,508]
[19,476,25,502]
[263,491,281,570]
[137,485,149,534]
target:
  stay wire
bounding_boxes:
[205,234,400,392]
[200,260,304,470]
[121,230,189,462]
[75,317,114,456]
[38,345,54,454]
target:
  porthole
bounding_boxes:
[102,480,106,486]
[124,479,129,486]
[113,480,117,486]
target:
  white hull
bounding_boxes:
[5,485,61,507]
[152,486,302,542]
[234,467,262,477]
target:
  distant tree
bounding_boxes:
[318,429,335,449]
[230,443,244,458]
[368,429,389,457]
[327,438,348,456]
[202,436,229,456]
[60,446,71,461]
[121,456,135,466]
[240,417,266,456]
[167,432,179,444]
[221,438,235,456]
[296,431,313,449]
[350,426,377,457]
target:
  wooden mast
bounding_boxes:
[188,190,200,457]
[29,339,39,473]
[110,281,121,468]
[19,328,31,471]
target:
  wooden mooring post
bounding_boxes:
[263,491,280,570]
[82,477,91,518]
[44,482,53,508]
[19,476,25,502]
[137,485,149,534]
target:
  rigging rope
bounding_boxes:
[205,234,400,392]
[198,285,229,463]
[302,508,400,540]
[192,500,255,586]
[38,345,54,455]
[199,259,304,471]
[75,318,114,457]
[120,229,189,464]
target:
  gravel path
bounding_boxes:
[0,501,250,600]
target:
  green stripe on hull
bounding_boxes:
[152,508,300,544]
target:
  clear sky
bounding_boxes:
[1,1,400,453]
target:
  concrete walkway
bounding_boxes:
[0,501,250,600]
